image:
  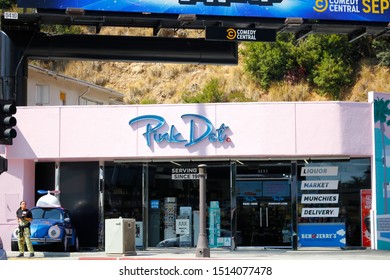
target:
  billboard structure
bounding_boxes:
[18,0,390,23]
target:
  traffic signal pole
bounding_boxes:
[0,30,28,106]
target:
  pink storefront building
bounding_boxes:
[1,92,390,251]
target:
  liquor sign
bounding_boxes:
[301,166,338,177]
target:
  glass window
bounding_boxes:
[44,209,62,220]
[103,163,143,220]
[297,158,371,247]
[147,162,231,248]
[36,84,50,105]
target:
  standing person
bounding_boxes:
[16,201,34,258]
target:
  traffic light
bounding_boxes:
[0,99,17,145]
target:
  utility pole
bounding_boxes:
[196,164,210,258]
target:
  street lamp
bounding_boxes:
[196,164,210,258]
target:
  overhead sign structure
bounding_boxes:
[18,0,390,22]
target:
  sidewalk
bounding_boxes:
[6,247,390,260]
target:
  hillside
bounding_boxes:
[35,27,390,104]
[53,58,390,104]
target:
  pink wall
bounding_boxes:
[5,102,373,160]
[0,159,35,250]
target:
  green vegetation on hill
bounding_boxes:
[242,33,390,100]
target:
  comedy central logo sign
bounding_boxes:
[226,28,257,40]
[314,0,363,13]
[226,28,237,40]
[314,0,329,12]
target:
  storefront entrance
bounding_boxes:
[236,180,292,248]
[97,159,371,250]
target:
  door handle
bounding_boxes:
[259,208,262,227]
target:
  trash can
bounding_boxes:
[105,218,137,256]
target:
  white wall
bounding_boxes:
[27,67,121,106]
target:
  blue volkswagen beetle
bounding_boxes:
[12,192,79,252]
[12,206,79,252]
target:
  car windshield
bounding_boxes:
[31,208,63,220]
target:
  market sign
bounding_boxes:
[17,0,390,22]
[301,180,339,190]
[206,27,277,42]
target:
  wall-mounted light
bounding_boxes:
[65,8,85,15]
[284,17,303,25]
[178,14,197,22]
[170,161,182,167]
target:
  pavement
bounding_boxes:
[5,247,390,260]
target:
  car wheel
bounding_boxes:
[58,236,68,252]
[71,236,79,252]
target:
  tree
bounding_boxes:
[242,33,358,99]
[182,78,226,103]
[241,34,296,89]
[312,54,353,99]
[372,38,390,66]
[0,0,17,10]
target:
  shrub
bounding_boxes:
[182,78,226,103]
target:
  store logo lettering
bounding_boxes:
[129,114,230,147]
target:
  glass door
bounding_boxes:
[236,180,292,248]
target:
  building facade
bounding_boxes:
[1,96,383,251]
[27,65,124,106]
